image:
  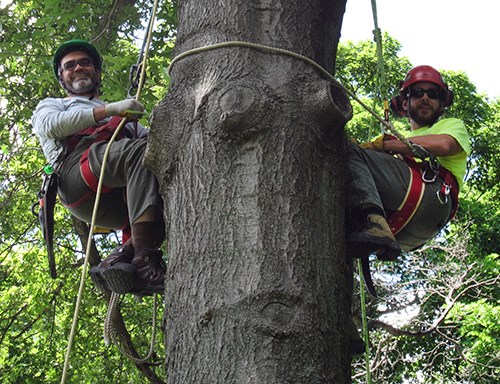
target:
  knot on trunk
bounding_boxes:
[211,81,276,142]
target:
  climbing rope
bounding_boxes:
[167,40,416,153]
[104,292,161,364]
[359,2,393,381]
[60,0,160,382]
[370,0,390,123]
[358,258,373,384]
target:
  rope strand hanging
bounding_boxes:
[60,0,160,382]
[371,0,390,123]
[357,2,389,382]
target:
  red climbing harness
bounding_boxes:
[387,156,459,235]
[63,115,123,198]
[62,115,131,242]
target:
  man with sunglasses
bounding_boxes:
[347,65,470,280]
[32,39,166,296]
[345,65,470,354]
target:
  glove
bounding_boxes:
[105,99,145,118]
[359,135,385,152]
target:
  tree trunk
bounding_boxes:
[145,0,352,382]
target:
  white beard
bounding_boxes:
[70,77,94,93]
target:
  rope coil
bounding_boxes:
[104,292,161,364]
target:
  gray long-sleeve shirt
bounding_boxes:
[32,96,148,166]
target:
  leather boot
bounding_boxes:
[348,213,401,261]
[130,249,166,296]
[89,242,136,293]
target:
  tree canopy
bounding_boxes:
[0,1,498,383]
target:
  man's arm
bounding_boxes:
[383,134,463,157]
[32,98,97,140]
[92,105,108,122]
[33,98,145,140]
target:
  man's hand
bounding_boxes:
[105,99,145,118]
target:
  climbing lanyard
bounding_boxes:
[359,2,388,382]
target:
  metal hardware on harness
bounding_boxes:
[437,183,451,204]
[422,160,439,183]
[127,64,142,98]
[419,153,440,183]
[33,166,60,278]
[410,142,432,160]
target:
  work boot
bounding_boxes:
[89,243,137,294]
[130,249,166,296]
[348,213,401,261]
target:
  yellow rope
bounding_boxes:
[60,0,160,381]
[60,117,127,384]
[370,0,390,123]
[358,258,373,383]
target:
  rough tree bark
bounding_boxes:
[145,0,352,382]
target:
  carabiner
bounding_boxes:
[422,157,440,183]
[422,165,438,183]
[437,184,451,205]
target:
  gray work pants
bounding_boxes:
[58,135,162,230]
[346,143,452,251]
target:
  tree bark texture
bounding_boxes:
[146,1,352,382]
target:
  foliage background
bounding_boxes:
[0,0,498,383]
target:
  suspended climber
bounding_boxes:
[345,65,470,355]
[346,64,471,285]
[32,40,165,296]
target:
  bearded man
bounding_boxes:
[345,65,470,354]
[32,40,166,296]
[346,65,470,259]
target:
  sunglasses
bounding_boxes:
[408,87,443,100]
[61,58,94,71]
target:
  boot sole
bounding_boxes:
[131,281,165,297]
[89,266,109,292]
[102,263,137,294]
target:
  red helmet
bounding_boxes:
[400,65,448,92]
[390,65,453,116]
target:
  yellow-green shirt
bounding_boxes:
[407,118,470,189]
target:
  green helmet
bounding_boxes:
[53,39,102,79]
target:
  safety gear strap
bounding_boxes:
[387,157,459,235]
[79,147,114,194]
[387,160,425,235]
[64,116,124,152]
[61,115,124,199]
